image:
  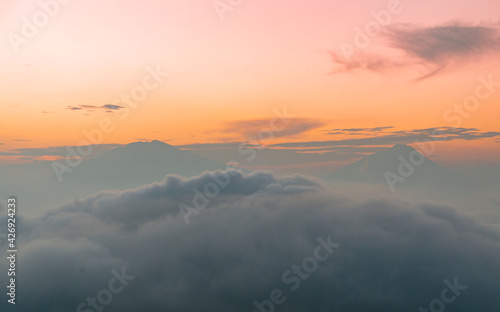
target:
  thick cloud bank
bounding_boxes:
[1,170,500,311]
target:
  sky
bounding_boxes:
[1,0,500,166]
[1,2,500,310]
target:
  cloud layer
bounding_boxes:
[3,127,499,169]
[1,170,500,311]
[273,127,500,148]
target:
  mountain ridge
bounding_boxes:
[0,140,228,215]
[323,144,471,192]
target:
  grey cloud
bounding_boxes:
[67,104,125,113]
[180,142,386,154]
[177,127,499,168]
[272,127,500,148]
[102,104,124,110]
[341,126,394,132]
[0,144,123,157]
[388,23,500,78]
[1,170,500,311]
[45,170,322,229]
[177,142,242,150]
[222,118,325,140]
[325,126,395,135]
[331,23,500,80]
[293,146,388,154]
[180,142,381,166]
[329,50,407,73]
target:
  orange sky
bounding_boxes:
[1,0,499,165]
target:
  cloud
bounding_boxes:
[176,127,500,168]
[180,142,387,155]
[272,127,500,148]
[45,170,323,229]
[180,142,387,167]
[67,104,125,113]
[2,170,500,311]
[331,23,500,80]
[341,126,394,132]
[222,118,325,141]
[183,127,500,151]
[177,142,242,150]
[324,126,395,135]
[329,50,407,74]
[102,104,124,110]
[0,144,122,157]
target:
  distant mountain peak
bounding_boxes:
[392,143,409,148]
[61,139,227,190]
[150,139,169,145]
[324,143,444,186]
[125,140,174,150]
[390,143,416,152]
[126,140,168,145]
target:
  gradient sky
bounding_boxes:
[1,0,499,165]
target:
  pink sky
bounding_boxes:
[1,0,499,165]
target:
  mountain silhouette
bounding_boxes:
[62,140,226,189]
[0,140,227,215]
[324,144,470,192]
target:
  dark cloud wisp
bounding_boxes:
[331,23,500,80]
[67,104,125,113]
